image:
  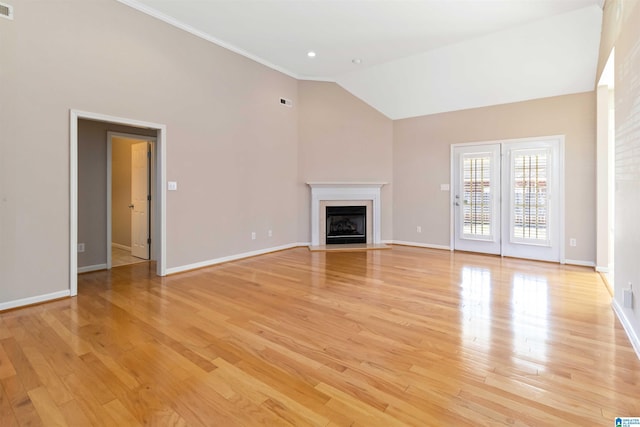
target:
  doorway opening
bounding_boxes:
[70,110,167,297]
[108,133,156,268]
[596,49,615,288]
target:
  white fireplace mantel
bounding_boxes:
[307,182,387,246]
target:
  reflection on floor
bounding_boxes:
[112,246,147,267]
[44,246,639,425]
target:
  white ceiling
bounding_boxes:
[119,0,604,119]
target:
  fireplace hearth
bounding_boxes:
[326,206,366,244]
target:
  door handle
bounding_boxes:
[455,202,460,206]
[128,204,134,209]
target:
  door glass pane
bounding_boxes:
[512,149,550,244]
[463,154,492,238]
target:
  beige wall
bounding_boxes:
[611,1,640,346]
[297,81,393,243]
[0,0,609,310]
[393,92,596,263]
[0,0,298,305]
[111,137,136,249]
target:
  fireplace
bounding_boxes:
[307,182,386,247]
[326,206,366,244]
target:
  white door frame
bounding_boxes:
[70,110,167,296]
[450,136,565,263]
[107,132,157,269]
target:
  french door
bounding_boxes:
[453,137,562,262]
[453,144,501,255]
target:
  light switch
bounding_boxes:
[168,181,178,191]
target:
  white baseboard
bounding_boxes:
[612,299,640,360]
[595,266,609,273]
[165,243,302,275]
[0,290,71,312]
[390,240,451,251]
[562,259,596,267]
[77,264,108,273]
[111,243,131,251]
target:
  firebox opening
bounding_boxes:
[326,206,366,244]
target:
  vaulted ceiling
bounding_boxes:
[119,0,604,119]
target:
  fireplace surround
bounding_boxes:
[307,182,386,247]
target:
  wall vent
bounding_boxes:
[279,97,293,108]
[0,2,13,20]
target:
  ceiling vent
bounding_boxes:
[279,97,293,108]
[0,2,13,20]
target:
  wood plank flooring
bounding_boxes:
[1,245,639,426]
[112,246,148,268]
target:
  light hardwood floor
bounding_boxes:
[1,246,638,426]
[112,246,148,268]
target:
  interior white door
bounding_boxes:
[453,144,501,255]
[501,139,561,262]
[131,142,150,260]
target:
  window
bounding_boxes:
[462,154,493,238]
[511,148,551,245]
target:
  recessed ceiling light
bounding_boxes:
[352,58,362,65]
[307,51,316,58]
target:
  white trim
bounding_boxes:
[297,76,337,83]
[165,243,300,275]
[111,243,132,251]
[70,110,167,299]
[70,113,78,296]
[596,266,610,273]
[449,144,455,251]
[307,182,388,187]
[116,0,302,80]
[391,241,451,251]
[559,136,566,264]
[0,290,71,312]
[107,134,113,269]
[308,183,386,247]
[78,264,108,274]
[562,259,596,267]
[150,142,157,263]
[612,299,640,360]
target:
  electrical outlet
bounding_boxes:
[251,232,256,240]
[268,230,273,237]
[569,238,577,247]
[417,226,422,233]
[624,288,634,308]
[77,243,85,253]
[624,283,634,309]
